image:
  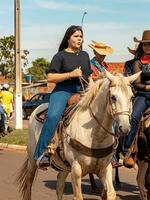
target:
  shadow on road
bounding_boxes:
[44,180,101,196]
[43,178,140,200]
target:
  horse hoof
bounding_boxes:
[91,187,101,193]
[114,180,121,187]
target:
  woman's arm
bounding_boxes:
[133,60,150,91]
[47,68,82,83]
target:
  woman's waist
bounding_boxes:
[136,91,150,98]
[55,81,81,92]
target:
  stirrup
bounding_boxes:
[47,143,56,155]
[36,153,50,170]
[50,151,71,172]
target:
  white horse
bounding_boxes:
[17,71,140,200]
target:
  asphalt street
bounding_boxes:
[0,148,140,200]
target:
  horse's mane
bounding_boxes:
[69,73,129,122]
[71,79,104,118]
[76,78,104,112]
[78,72,125,109]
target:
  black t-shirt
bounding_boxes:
[46,50,92,86]
[133,60,150,98]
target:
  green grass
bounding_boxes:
[0,129,28,146]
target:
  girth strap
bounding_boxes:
[69,138,114,158]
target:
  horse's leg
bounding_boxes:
[16,155,37,200]
[71,160,83,200]
[89,173,98,191]
[56,171,69,200]
[137,160,148,200]
[100,163,116,200]
[114,138,122,186]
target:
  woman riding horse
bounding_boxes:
[123,30,150,168]
[34,25,92,169]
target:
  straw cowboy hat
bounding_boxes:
[134,30,150,43]
[88,40,113,55]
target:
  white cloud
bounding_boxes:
[35,0,118,13]
[21,21,141,62]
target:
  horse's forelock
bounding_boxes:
[111,75,131,95]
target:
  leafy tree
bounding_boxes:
[27,58,49,82]
[0,35,29,79]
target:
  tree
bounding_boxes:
[27,58,49,82]
[0,35,29,79]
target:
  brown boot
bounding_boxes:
[123,155,135,168]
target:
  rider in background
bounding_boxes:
[34,25,92,169]
[1,84,13,133]
[89,40,112,80]
[124,46,138,76]
[89,41,122,168]
[123,30,150,168]
[0,84,6,136]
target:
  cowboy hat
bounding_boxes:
[88,40,113,55]
[134,30,150,43]
[127,47,136,55]
[127,43,138,55]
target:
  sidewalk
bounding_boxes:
[0,142,26,151]
[0,119,28,152]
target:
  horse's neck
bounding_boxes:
[68,81,114,148]
[91,83,113,138]
[91,80,112,125]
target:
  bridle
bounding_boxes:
[88,83,132,138]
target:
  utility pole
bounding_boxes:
[14,0,22,129]
[81,12,87,28]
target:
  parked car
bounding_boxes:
[23,92,51,119]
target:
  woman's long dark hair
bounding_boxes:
[136,43,144,60]
[58,25,83,52]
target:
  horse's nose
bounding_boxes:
[119,126,123,133]
[119,125,130,135]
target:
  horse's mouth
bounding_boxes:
[116,126,130,137]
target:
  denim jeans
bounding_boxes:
[124,95,150,153]
[34,84,81,160]
[0,105,5,132]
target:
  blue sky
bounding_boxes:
[0,0,150,65]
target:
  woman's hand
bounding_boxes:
[70,67,82,78]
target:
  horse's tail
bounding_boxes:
[16,156,37,200]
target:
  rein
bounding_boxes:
[79,76,88,91]
[88,84,131,138]
[89,105,118,138]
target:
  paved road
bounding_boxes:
[0,148,140,200]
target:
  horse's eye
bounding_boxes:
[111,95,116,102]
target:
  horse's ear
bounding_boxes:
[104,69,115,82]
[126,71,141,83]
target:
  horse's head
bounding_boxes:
[105,70,141,136]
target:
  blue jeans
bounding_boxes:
[124,95,150,153]
[34,84,80,160]
[0,105,5,132]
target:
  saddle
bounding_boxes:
[137,108,150,163]
[35,93,80,124]
[35,93,81,171]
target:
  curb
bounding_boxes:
[0,143,27,151]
